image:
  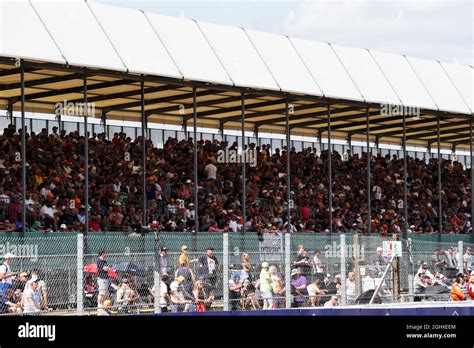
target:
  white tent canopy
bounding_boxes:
[0,0,471,115]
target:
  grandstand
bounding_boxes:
[0,0,473,316]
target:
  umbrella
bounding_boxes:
[83,263,119,280]
[111,262,146,276]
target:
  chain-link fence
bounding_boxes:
[0,232,472,315]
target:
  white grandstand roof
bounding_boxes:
[0,0,471,115]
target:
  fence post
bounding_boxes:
[154,270,161,314]
[353,234,361,299]
[407,238,414,302]
[458,241,464,274]
[76,233,84,316]
[223,233,229,311]
[340,234,346,306]
[285,233,291,309]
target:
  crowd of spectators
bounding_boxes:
[0,124,472,235]
[0,253,50,314]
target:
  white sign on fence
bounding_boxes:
[259,234,283,262]
[382,241,402,257]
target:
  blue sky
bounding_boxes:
[97,0,473,66]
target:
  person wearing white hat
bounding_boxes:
[259,262,273,310]
[0,253,16,298]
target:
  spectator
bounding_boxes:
[196,247,219,290]
[269,265,284,309]
[158,247,170,275]
[170,275,190,312]
[307,278,328,307]
[22,280,41,315]
[444,247,458,270]
[0,127,470,235]
[228,273,242,311]
[464,247,473,273]
[178,245,195,268]
[431,249,447,274]
[290,268,308,308]
[240,278,259,310]
[312,250,324,279]
[240,252,253,282]
[259,262,273,310]
[362,269,377,293]
[345,272,356,305]
[25,269,50,311]
[451,274,466,301]
[324,295,339,307]
[468,271,474,300]
[96,249,111,310]
[2,287,22,314]
[13,272,28,292]
[374,247,388,276]
[193,280,213,312]
[293,248,312,281]
[414,273,429,301]
[148,274,170,312]
[0,253,16,297]
[115,278,138,313]
[416,263,434,280]
[174,261,195,300]
[204,160,217,180]
[84,275,97,308]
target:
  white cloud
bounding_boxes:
[284,0,473,65]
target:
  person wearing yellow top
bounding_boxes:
[34,170,44,187]
[178,245,197,268]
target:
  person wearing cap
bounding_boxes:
[260,262,273,310]
[184,203,196,226]
[59,223,68,232]
[416,262,434,280]
[290,268,308,308]
[228,273,242,311]
[170,275,190,312]
[178,245,196,268]
[0,253,16,297]
[25,269,50,311]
